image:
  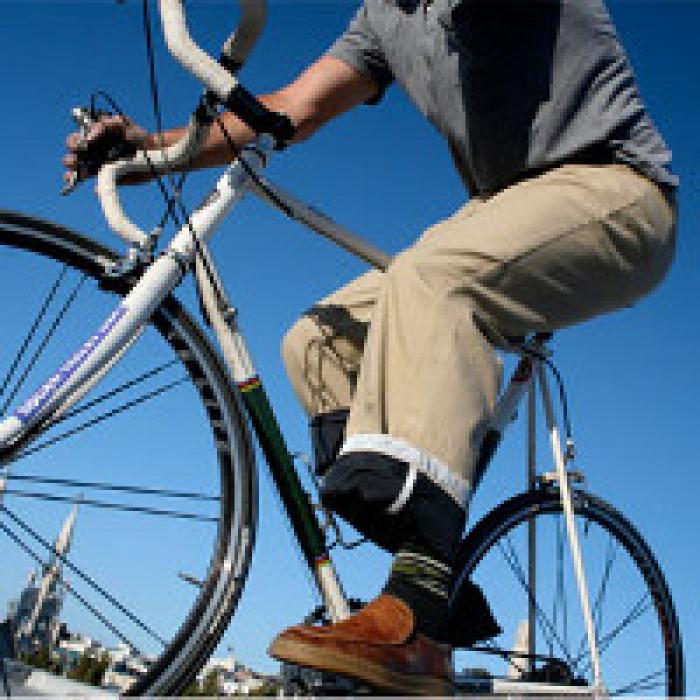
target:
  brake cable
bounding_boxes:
[518,342,576,460]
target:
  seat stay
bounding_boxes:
[471,354,534,492]
[492,355,536,434]
[536,363,605,693]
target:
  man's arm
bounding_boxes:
[63,55,379,183]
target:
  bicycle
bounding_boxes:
[0,0,684,696]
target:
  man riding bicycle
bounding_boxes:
[64,0,677,694]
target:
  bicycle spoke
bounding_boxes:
[575,592,652,675]
[1,505,167,647]
[550,521,558,658]
[0,274,87,417]
[561,523,569,653]
[2,472,218,502]
[10,376,188,463]
[48,359,179,427]
[0,514,145,658]
[1,489,217,523]
[0,266,68,406]
[573,531,618,664]
[499,535,556,654]
[594,535,617,641]
[610,669,666,696]
[597,594,652,655]
[498,535,574,666]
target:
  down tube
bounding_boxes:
[0,253,182,455]
[237,378,328,568]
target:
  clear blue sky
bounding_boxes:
[0,0,698,691]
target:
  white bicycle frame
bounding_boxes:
[0,0,604,694]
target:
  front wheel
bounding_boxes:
[0,210,257,694]
[451,487,684,696]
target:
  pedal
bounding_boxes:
[281,662,372,695]
[303,599,364,626]
[282,600,369,696]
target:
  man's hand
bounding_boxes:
[63,114,150,189]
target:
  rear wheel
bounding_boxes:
[452,487,684,696]
[0,210,257,694]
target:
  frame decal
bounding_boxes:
[237,376,261,393]
[14,304,128,423]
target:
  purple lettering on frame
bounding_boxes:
[14,304,128,423]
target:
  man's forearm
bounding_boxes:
[143,92,289,172]
[143,56,378,174]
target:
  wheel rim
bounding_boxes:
[452,489,683,696]
[0,212,256,694]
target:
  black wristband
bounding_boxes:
[224,85,295,149]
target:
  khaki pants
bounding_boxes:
[282,164,676,505]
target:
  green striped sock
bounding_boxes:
[383,540,452,643]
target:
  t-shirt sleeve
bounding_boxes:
[327,4,394,104]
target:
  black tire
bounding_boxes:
[452,487,684,696]
[0,210,257,695]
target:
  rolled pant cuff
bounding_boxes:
[321,447,466,558]
[340,433,470,508]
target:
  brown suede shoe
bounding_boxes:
[268,594,453,696]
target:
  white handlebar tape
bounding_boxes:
[159,0,238,100]
[221,0,267,71]
[97,116,209,248]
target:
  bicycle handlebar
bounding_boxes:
[96,0,280,250]
[220,0,267,73]
[159,0,292,141]
[160,0,241,102]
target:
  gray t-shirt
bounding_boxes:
[329,0,677,197]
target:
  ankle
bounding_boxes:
[383,540,452,643]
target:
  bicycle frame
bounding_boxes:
[0,0,606,692]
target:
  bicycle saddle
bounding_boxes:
[472,310,553,352]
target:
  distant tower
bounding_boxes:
[12,503,79,653]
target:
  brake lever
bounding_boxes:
[62,107,98,196]
[61,107,137,196]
